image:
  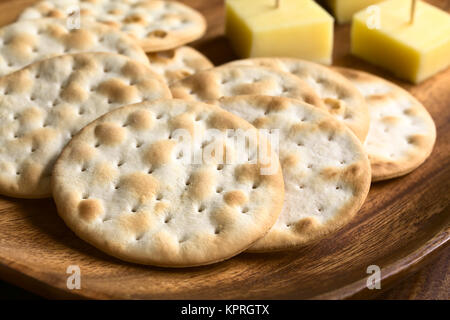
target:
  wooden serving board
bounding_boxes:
[0,0,448,299]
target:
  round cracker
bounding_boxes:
[146,46,213,85]
[0,18,150,77]
[225,58,370,142]
[18,0,207,52]
[52,99,284,267]
[335,68,436,181]
[0,52,171,199]
[170,65,325,109]
[218,96,371,251]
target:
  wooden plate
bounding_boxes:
[0,0,448,299]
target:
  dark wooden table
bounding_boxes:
[0,246,448,299]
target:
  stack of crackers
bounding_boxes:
[0,0,436,268]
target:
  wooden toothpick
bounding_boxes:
[410,0,417,24]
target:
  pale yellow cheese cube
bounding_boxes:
[226,0,334,65]
[351,0,450,83]
[323,0,386,24]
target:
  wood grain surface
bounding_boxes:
[0,0,448,300]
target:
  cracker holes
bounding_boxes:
[164,216,172,224]
[252,183,259,190]
[156,113,164,120]
[217,164,224,171]
[298,184,305,190]
[135,141,143,148]
[117,160,125,168]
[131,206,139,213]
[241,207,249,214]
[80,165,88,172]
[344,114,353,120]
[94,142,101,148]
[135,234,145,241]
[156,194,163,201]
[197,204,206,213]
[149,30,168,38]
[339,160,346,165]
[307,164,313,169]
[297,142,304,147]
[216,187,223,194]
[148,167,154,174]
[214,227,222,235]
[176,151,184,159]
[178,236,188,244]
[81,193,89,200]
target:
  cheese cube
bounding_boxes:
[351,0,450,83]
[226,0,334,65]
[322,0,386,24]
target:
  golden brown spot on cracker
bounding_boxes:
[188,170,215,201]
[46,9,65,18]
[61,82,88,104]
[169,113,195,136]
[407,134,426,147]
[320,163,365,190]
[324,97,345,114]
[211,206,236,226]
[282,153,299,168]
[101,20,121,29]
[252,117,269,129]
[6,70,33,94]
[292,217,319,234]
[381,116,399,125]
[154,201,169,215]
[18,162,42,188]
[144,140,176,166]
[127,110,153,130]
[94,122,126,146]
[78,199,103,222]
[124,14,146,25]
[21,107,43,125]
[207,112,242,131]
[7,33,36,60]
[224,190,247,207]
[148,30,168,38]
[120,172,159,203]
[64,29,94,50]
[68,142,96,163]
[117,211,151,235]
[97,78,138,104]
[92,163,117,186]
